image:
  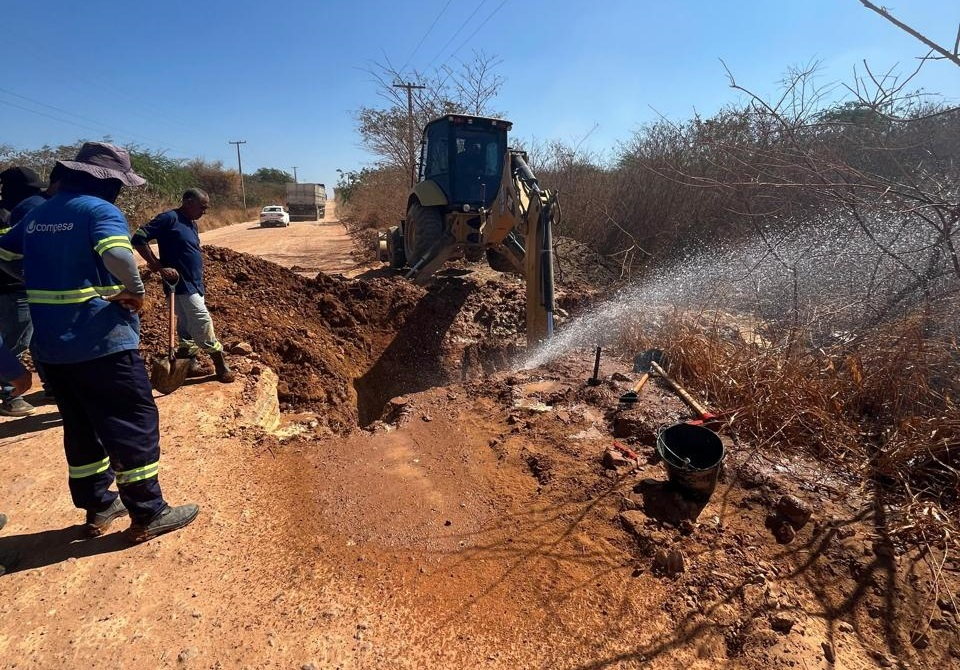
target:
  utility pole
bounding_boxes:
[393,81,426,187]
[228,140,247,214]
[291,166,298,183]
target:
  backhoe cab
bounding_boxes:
[378,114,560,344]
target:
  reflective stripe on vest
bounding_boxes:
[0,246,23,261]
[68,457,111,479]
[115,461,159,485]
[26,285,123,304]
[94,236,133,255]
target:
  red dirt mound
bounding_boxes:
[138,247,602,433]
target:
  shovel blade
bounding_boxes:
[150,356,191,395]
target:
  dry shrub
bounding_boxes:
[199,207,251,232]
[337,166,407,233]
[640,299,960,509]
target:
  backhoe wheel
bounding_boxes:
[404,202,444,265]
[386,225,406,269]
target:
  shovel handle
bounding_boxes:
[633,372,650,392]
[167,290,177,356]
[649,361,711,417]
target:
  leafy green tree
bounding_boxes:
[252,167,294,183]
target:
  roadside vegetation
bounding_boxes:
[337,14,960,562]
[0,143,294,230]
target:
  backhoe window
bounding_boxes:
[427,136,448,176]
[420,119,506,207]
[452,128,502,205]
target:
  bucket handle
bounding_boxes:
[657,428,694,470]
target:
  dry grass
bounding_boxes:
[199,207,253,232]
[337,168,407,233]
[624,296,960,545]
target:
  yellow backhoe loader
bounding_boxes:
[378,115,560,345]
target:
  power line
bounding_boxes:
[0,87,191,153]
[0,97,107,137]
[423,0,488,72]
[427,0,510,109]
[447,0,510,61]
[76,74,209,136]
[400,0,454,74]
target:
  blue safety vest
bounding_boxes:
[0,191,139,364]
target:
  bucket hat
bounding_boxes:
[57,142,146,187]
[0,166,46,190]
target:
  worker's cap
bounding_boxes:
[57,142,146,187]
[0,166,46,190]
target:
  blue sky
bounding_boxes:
[2,1,957,191]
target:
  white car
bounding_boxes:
[259,205,290,227]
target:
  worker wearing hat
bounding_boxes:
[0,142,199,543]
[0,166,46,417]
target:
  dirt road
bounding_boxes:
[202,201,363,277]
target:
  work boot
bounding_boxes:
[85,497,128,537]
[0,397,35,417]
[128,503,200,544]
[175,351,207,378]
[186,357,206,378]
[0,550,20,576]
[210,351,236,383]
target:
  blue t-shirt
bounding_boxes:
[0,191,140,364]
[0,195,47,293]
[8,194,48,226]
[132,209,205,295]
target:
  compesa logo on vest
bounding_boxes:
[26,219,74,234]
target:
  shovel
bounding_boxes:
[150,285,191,395]
[649,360,724,430]
[619,349,668,405]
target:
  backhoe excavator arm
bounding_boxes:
[488,151,560,345]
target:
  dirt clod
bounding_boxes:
[602,448,634,469]
[770,613,796,634]
[775,494,813,529]
[653,547,685,577]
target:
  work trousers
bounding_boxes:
[44,350,167,524]
[0,291,48,395]
[174,292,223,357]
[0,292,31,398]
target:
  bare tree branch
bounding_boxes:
[858,1,960,67]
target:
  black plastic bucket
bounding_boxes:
[656,423,725,500]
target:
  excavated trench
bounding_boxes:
[138,247,543,431]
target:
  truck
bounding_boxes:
[378,114,560,345]
[285,183,326,221]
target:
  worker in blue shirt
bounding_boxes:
[0,333,31,574]
[0,166,45,417]
[133,189,235,383]
[3,164,65,401]
[0,142,199,543]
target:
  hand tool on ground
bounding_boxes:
[150,283,191,394]
[648,360,724,430]
[586,346,602,386]
[612,441,640,461]
[619,349,668,404]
